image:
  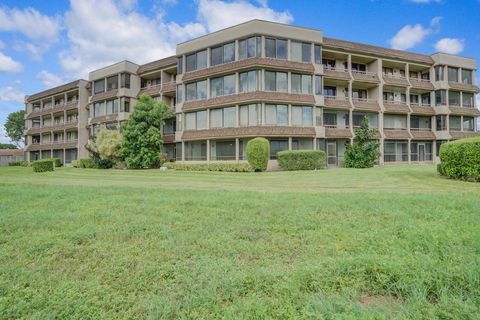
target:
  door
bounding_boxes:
[327,141,337,167]
[419,144,426,162]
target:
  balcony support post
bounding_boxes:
[235,138,239,162]
[408,139,411,164]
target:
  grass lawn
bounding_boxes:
[0,165,479,319]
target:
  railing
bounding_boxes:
[324,124,350,129]
[384,127,408,130]
[410,102,432,107]
[383,100,407,105]
[325,95,348,100]
[410,127,432,131]
[383,73,407,79]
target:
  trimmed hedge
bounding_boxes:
[277,150,326,171]
[439,137,480,182]
[52,157,62,168]
[32,159,54,172]
[79,158,96,168]
[8,161,22,166]
[72,160,79,168]
[246,137,269,171]
[164,162,253,172]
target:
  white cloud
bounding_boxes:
[197,0,293,32]
[389,17,441,50]
[0,51,23,73]
[0,126,11,144]
[434,38,464,54]
[37,70,64,88]
[0,6,60,41]
[0,83,25,103]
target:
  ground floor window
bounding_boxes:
[292,138,313,150]
[384,140,408,162]
[436,140,446,157]
[185,141,206,161]
[53,150,63,162]
[410,141,433,162]
[175,142,182,161]
[30,151,40,161]
[210,140,235,160]
[41,150,52,159]
[163,144,175,162]
[65,149,78,164]
[269,139,288,159]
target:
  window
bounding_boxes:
[239,71,257,93]
[384,115,407,129]
[120,73,130,88]
[186,80,207,101]
[410,116,431,130]
[210,74,235,97]
[449,116,461,131]
[316,107,322,126]
[265,38,287,59]
[106,99,119,114]
[106,75,118,91]
[239,36,261,60]
[120,98,130,112]
[463,117,474,131]
[291,74,312,94]
[448,67,459,82]
[324,86,336,97]
[315,75,323,95]
[265,71,287,92]
[435,90,446,106]
[323,113,337,127]
[269,140,288,159]
[352,88,367,100]
[383,92,394,102]
[185,141,207,161]
[314,45,321,64]
[322,59,335,68]
[421,71,430,80]
[185,110,207,130]
[435,66,444,81]
[176,85,183,103]
[351,63,366,72]
[239,104,259,126]
[436,115,447,131]
[353,113,378,128]
[211,42,235,66]
[185,50,207,72]
[448,91,460,106]
[421,93,431,105]
[265,104,288,125]
[409,71,418,79]
[410,94,419,104]
[94,79,105,94]
[211,140,235,161]
[177,57,183,74]
[463,92,474,107]
[383,67,394,76]
[93,101,106,117]
[291,41,311,63]
[210,107,236,128]
[461,69,473,84]
[384,141,408,162]
[291,106,313,127]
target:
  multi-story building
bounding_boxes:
[24,20,479,166]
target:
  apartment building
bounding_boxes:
[24,20,479,166]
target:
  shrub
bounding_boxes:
[79,158,96,169]
[96,159,113,169]
[52,157,62,168]
[72,160,79,168]
[8,161,22,166]
[344,117,380,168]
[246,137,269,171]
[20,161,30,167]
[163,162,253,172]
[32,159,54,172]
[277,150,326,171]
[439,137,480,182]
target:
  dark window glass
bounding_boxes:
[186,54,196,72]
[314,45,321,64]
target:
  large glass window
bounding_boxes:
[291,41,311,63]
[265,38,287,59]
[93,101,106,117]
[239,36,261,60]
[461,69,473,84]
[210,75,235,98]
[186,80,207,101]
[435,65,444,81]
[315,75,323,95]
[449,116,461,131]
[185,141,207,161]
[211,42,235,66]
[352,88,367,100]
[463,117,474,131]
[185,50,207,72]
[177,57,183,74]
[448,91,461,106]
[120,73,130,88]
[265,71,287,92]
[185,110,207,130]
[383,115,407,129]
[239,70,257,93]
[94,79,105,94]
[265,104,288,125]
[211,140,235,161]
[291,74,312,94]
[384,141,408,162]
[324,86,336,97]
[106,99,118,114]
[210,107,235,128]
[270,140,288,159]
[421,93,431,105]
[176,85,183,103]
[436,115,447,131]
[435,90,447,106]
[291,106,313,127]
[239,104,259,126]
[463,92,474,107]
[448,67,459,82]
[314,45,321,64]
[106,75,118,91]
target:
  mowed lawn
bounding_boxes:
[0,165,479,319]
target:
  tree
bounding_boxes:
[94,129,123,164]
[344,117,380,168]
[4,110,25,148]
[0,143,18,149]
[121,95,173,169]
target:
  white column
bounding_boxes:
[235,138,239,162]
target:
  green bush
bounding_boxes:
[20,161,30,167]
[344,117,380,168]
[8,161,22,166]
[79,158,96,169]
[32,159,54,172]
[246,137,269,172]
[52,157,62,168]
[163,162,253,172]
[277,150,326,171]
[439,137,480,182]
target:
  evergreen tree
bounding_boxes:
[344,117,380,168]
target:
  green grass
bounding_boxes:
[0,165,479,319]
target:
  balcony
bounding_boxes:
[352,98,380,111]
[382,74,409,87]
[26,139,79,151]
[449,106,480,116]
[409,78,434,91]
[351,70,379,83]
[324,95,351,110]
[448,82,480,93]
[323,66,351,81]
[409,103,435,115]
[410,128,435,140]
[450,131,480,139]
[383,128,411,139]
[324,125,352,139]
[181,126,315,140]
[383,100,410,113]
[139,83,162,97]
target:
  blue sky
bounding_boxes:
[0,0,479,143]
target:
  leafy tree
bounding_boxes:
[344,117,380,168]
[121,95,173,169]
[4,110,25,148]
[94,129,123,164]
[0,143,18,149]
